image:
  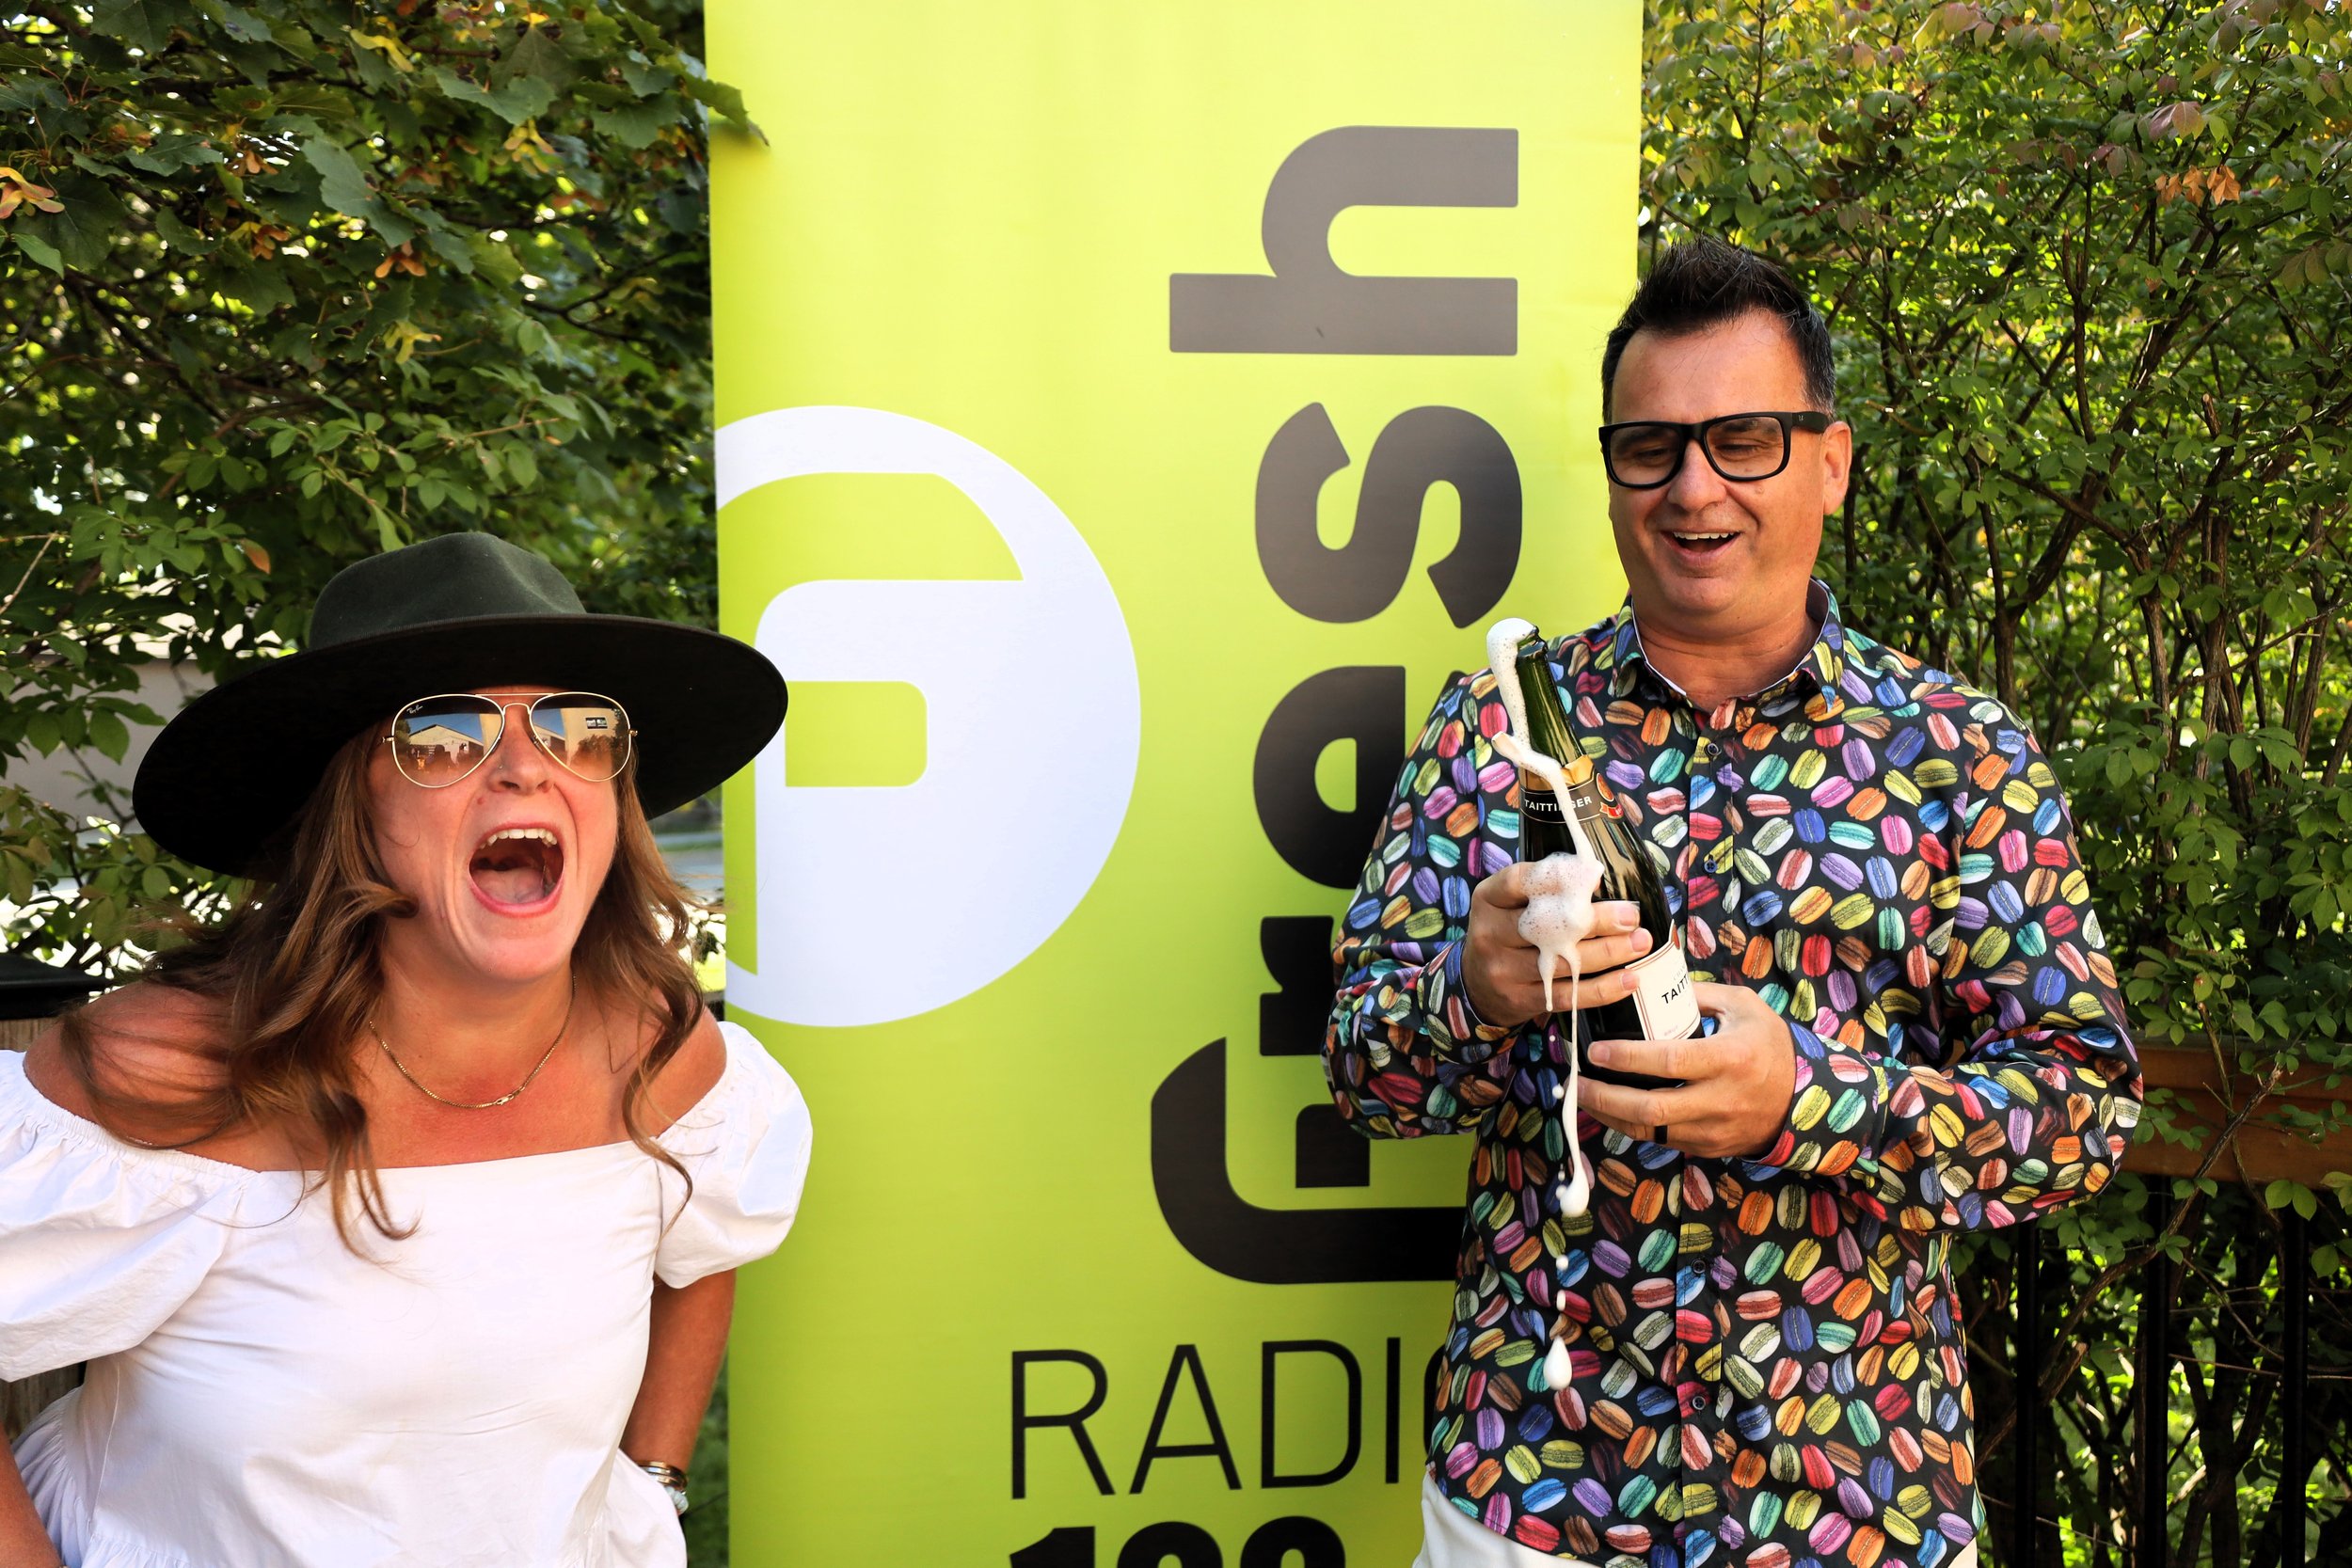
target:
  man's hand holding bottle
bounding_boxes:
[1461,868,1799,1160]
[1460,869,1655,1027]
[1581,983,1798,1160]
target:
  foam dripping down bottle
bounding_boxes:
[1485,618,1701,1394]
[1502,624,1700,1083]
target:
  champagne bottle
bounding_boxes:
[1510,629,1699,1088]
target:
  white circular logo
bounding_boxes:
[716,406,1142,1027]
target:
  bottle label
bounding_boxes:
[1567,776,1624,822]
[1625,941,1700,1040]
[1520,782,1568,827]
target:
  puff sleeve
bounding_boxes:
[0,1050,248,1380]
[652,1022,813,1288]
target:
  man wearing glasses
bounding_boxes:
[1325,239,2140,1567]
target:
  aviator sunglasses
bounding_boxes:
[384,691,636,788]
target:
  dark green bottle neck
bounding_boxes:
[1513,647,1581,768]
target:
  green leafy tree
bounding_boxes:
[1645,0,2351,1558]
[0,0,739,971]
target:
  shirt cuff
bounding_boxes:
[1758,1021,1890,1179]
[1413,941,1518,1060]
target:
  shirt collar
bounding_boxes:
[1605,578,1849,706]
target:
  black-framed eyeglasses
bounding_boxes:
[1597,410,1834,489]
[383,691,636,788]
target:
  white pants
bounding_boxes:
[1411,1474,1597,1568]
[1410,1471,1982,1568]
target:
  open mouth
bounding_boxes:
[469,826,564,909]
[1666,530,1740,558]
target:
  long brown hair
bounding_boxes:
[57,724,705,1248]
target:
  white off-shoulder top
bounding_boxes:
[1,1021,812,1568]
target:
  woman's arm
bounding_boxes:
[0,1446,63,1568]
[621,1270,735,1476]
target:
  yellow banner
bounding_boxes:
[708,7,1638,1561]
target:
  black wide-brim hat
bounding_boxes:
[135,531,787,875]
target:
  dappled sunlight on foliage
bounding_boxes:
[0,0,734,973]
[1648,0,2352,1556]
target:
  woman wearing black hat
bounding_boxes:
[0,533,807,1568]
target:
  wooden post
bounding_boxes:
[2013,1226,2042,1568]
[2280,1211,2311,1567]
[2137,1198,2171,1568]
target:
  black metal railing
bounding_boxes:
[1988,1196,2338,1568]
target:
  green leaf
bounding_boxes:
[467,234,522,286]
[421,223,475,274]
[271,83,356,120]
[619,55,673,97]
[0,77,67,115]
[298,131,374,213]
[679,73,756,132]
[203,0,276,44]
[655,186,701,234]
[298,129,416,246]
[87,709,130,763]
[91,0,167,52]
[500,27,574,93]
[430,66,556,127]
[151,209,216,256]
[19,174,130,272]
[127,134,226,176]
[593,98,676,150]
[12,230,63,274]
[216,259,294,315]
[345,35,405,92]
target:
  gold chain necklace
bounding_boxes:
[371,982,576,1111]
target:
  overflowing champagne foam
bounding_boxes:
[1485,620,1597,1393]
[1486,618,1538,758]
[1517,852,1603,1014]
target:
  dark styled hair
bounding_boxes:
[1600,237,1836,415]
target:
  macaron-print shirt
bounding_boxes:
[2,1020,811,1568]
[1325,586,2139,1567]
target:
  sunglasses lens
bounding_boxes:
[531,695,631,782]
[391,698,501,784]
